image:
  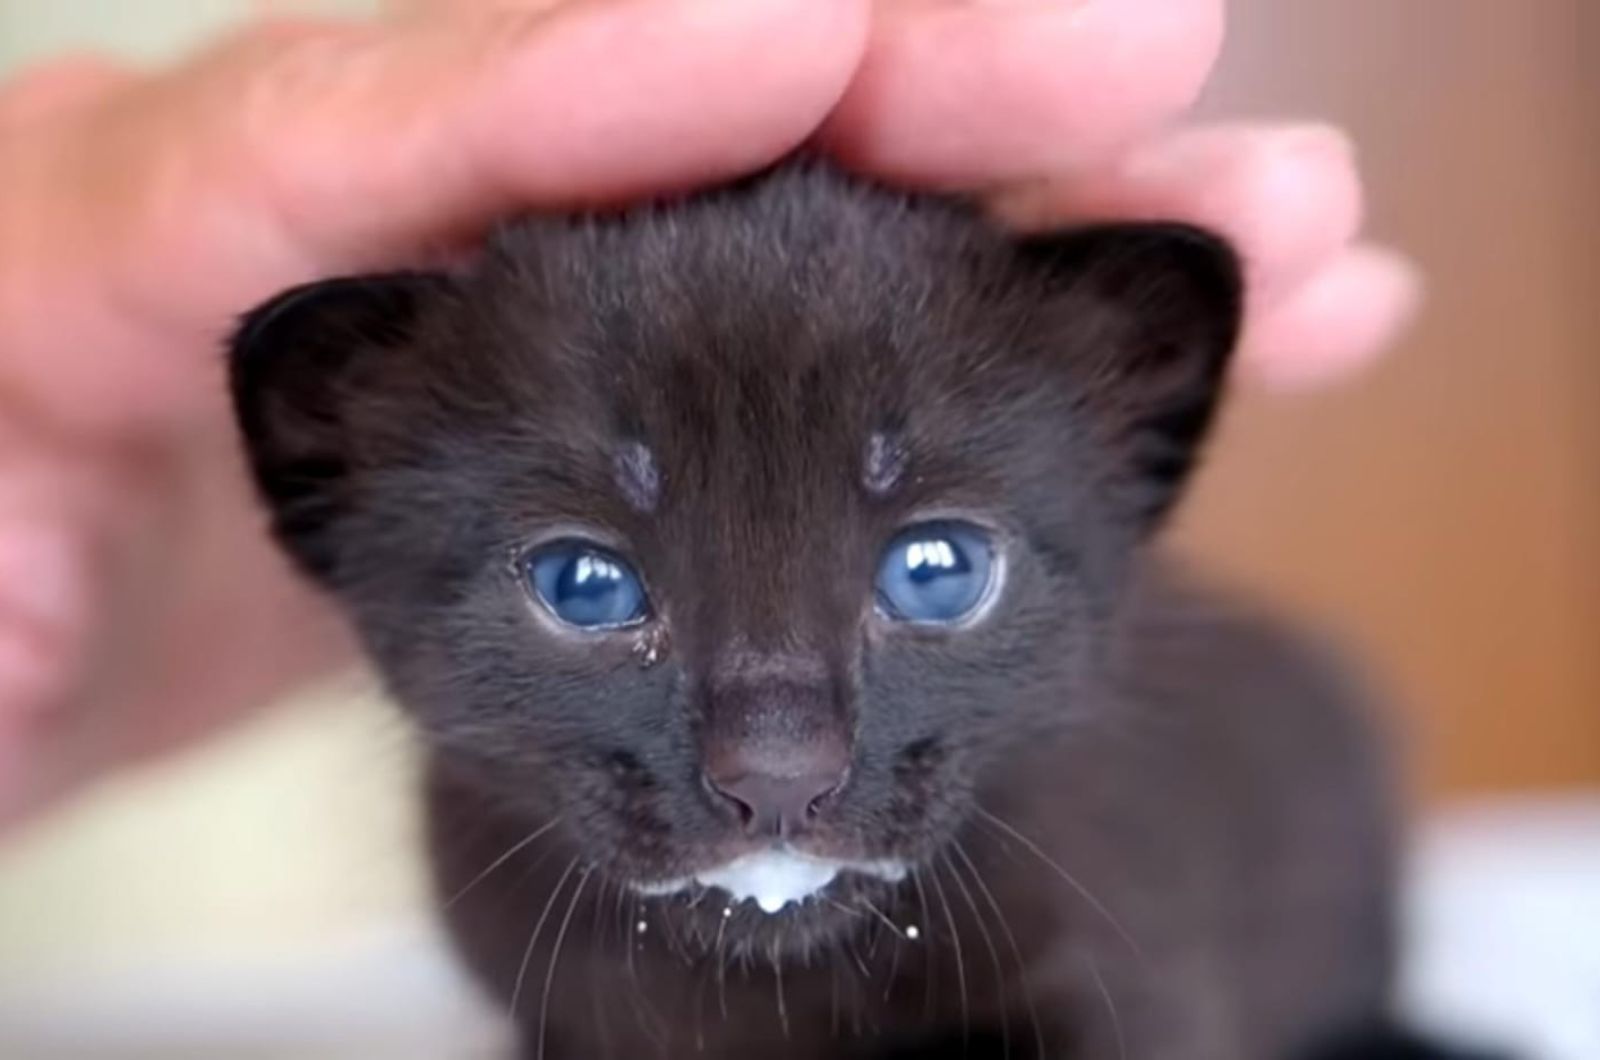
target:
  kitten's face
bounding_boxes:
[231,164,1239,945]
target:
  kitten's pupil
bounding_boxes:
[877,521,996,624]
[525,541,648,630]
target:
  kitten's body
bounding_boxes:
[232,162,1421,1059]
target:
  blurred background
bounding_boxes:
[0,1,1596,1058]
[1186,0,1599,801]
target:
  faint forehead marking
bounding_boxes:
[613,441,661,513]
[863,431,907,497]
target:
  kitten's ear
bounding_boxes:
[229,272,449,581]
[1018,222,1243,531]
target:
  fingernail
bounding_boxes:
[1247,246,1425,389]
[1269,122,1354,165]
[1122,121,1353,184]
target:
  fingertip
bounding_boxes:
[825,0,1224,187]
[174,0,870,277]
[1241,245,1425,389]
[991,121,1365,301]
[470,0,872,206]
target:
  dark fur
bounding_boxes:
[231,161,1423,1058]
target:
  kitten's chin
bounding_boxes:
[633,846,909,915]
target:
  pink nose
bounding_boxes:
[702,743,849,837]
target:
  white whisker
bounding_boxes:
[537,866,593,1060]
[910,868,938,1021]
[975,807,1146,966]
[623,893,668,1051]
[928,859,971,1048]
[940,848,1009,1060]
[444,817,562,910]
[587,876,614,1060]
[510,857,582,1020]
[952,838,1046,1060]
[1085,950,1126,1060]
[856,896,908,940]
[770,935,790,1039]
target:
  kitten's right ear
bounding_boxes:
[1014,223,1244,533]
[229,272,448,582]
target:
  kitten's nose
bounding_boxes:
[702,742,849,837]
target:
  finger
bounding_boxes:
[383,0,570,11]
[1240,245,1423,389]
[991,122,1365,303]
[0,52,134,130]
[108,0,868,272]
[4,0,868,431]
[822,0,1224,187]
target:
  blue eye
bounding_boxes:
[875,521,997,625]
[522,541,649,630]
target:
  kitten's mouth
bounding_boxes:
[632,846,909,914]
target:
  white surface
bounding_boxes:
[1400,796,1600,1060]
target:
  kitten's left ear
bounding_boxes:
[229,271,451,582]
[1018,222,1244,531]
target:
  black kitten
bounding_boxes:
[230,161,1425,1059]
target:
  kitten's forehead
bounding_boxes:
[465,163,1080,520]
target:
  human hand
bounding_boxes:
[0,0,1418,824]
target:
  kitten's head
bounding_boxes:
[230,162,1239,943]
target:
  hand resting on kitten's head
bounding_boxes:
[0,0,1419,825]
